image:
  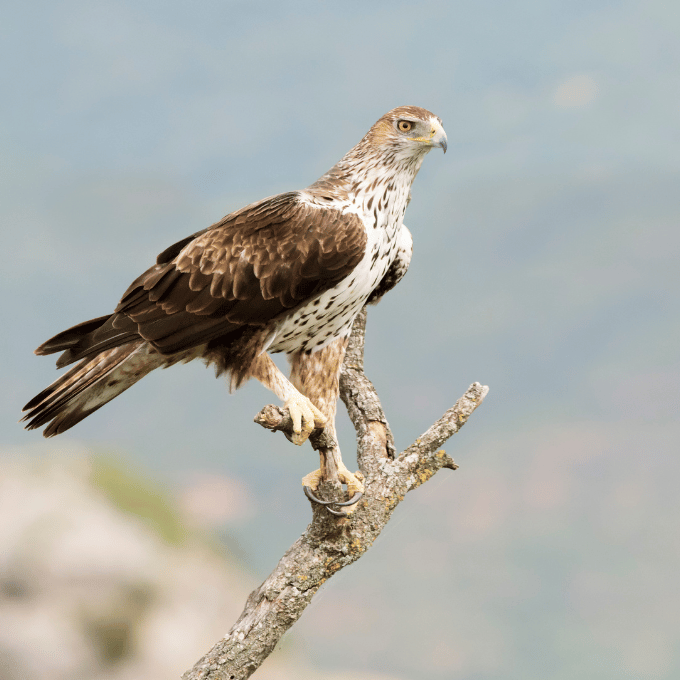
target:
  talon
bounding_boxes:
[302,466,364,516]
[284,394,327,446]
[303,485,337,506]
[330,491,363,507]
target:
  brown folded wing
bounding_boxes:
[109,191,366,355]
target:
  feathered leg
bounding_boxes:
[289,338,364,514]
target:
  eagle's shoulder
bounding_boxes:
[155,191,301,266]
[173,191,367,282]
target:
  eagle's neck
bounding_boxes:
[305,142,429,230]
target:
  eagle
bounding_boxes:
[22,106,447,513]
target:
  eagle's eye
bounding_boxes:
[397,120,413,133]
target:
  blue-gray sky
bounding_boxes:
[2,1,680,678]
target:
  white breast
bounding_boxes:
[269,183,409,355]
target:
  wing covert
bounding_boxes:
[115,192,367,354]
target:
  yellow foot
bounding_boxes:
[284,394,327,446]
[302,466,365,516]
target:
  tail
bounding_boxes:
[22,341,166,437]
[34,313,139,368]
[23,314,167,437]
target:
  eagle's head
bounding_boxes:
[308,106,447,198]
[366,106,447,157]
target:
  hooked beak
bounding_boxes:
[431,120,448,153]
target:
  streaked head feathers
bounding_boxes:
[364,106,447,154]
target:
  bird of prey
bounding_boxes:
[22,106,447,513]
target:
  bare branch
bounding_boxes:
[183,308,489,680]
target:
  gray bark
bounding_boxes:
[182,307,489,680]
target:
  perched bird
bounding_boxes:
[22,106,447,512]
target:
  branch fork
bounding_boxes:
[183,307,489,680]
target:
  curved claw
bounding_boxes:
[303,486,364,516]
[303,485,337,506]
[330,491,363,507]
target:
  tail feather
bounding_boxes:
[23,357,97,412]
[22,341,164,437]
[35,314,140,368]
[35,315,112,355]
[54,331,141,369]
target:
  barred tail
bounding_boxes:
[22,341,164,437]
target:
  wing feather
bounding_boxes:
[112,192,367,355]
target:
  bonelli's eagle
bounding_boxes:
[22,106,447,514]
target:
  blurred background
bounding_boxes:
[2,0,679,678]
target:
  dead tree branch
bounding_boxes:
[182,307,489,680]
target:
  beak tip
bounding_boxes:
[429,121,448,154]
[435,130,448,154]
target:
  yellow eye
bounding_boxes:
[397,120,413,133]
